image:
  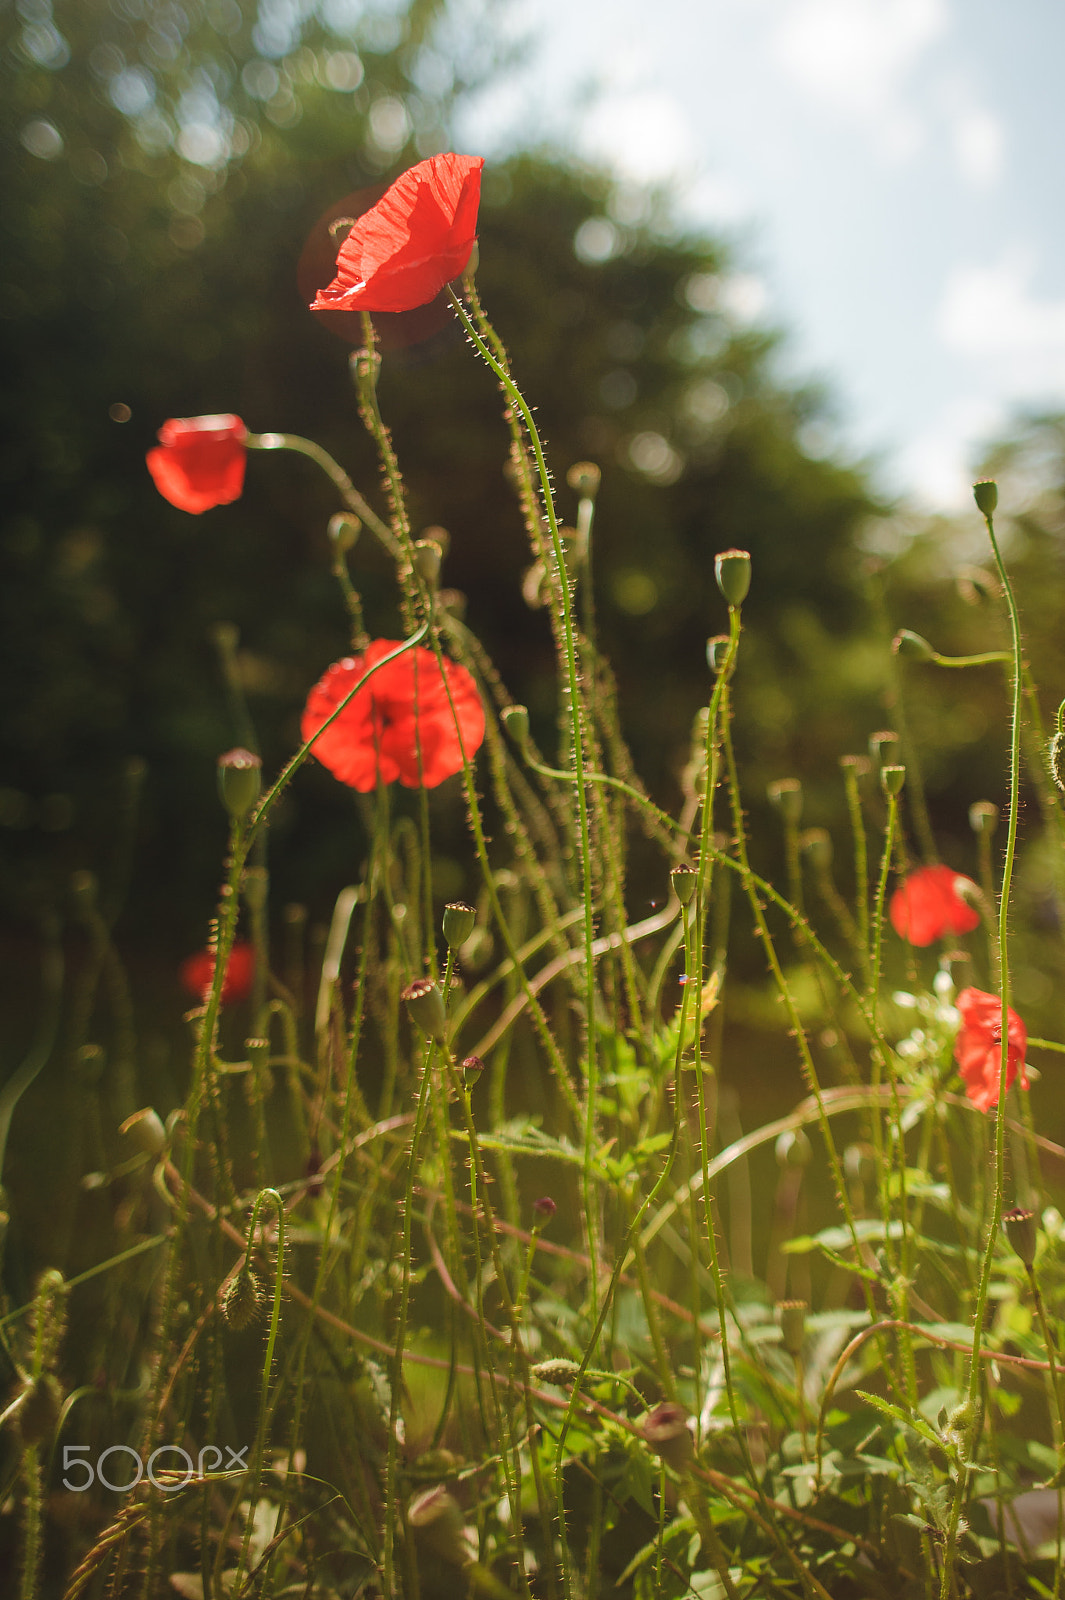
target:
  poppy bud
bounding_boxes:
[670,864,697,906]
[969,801,999,836]
[412,538,442,586]
[119,1107,167,1159]
[714,548,751,608]
[442,902,476,949]
[973,480,998,516]
[706,634,730,674]
[880,764,906,798]
[533,1195,557,1225]
[218,748,262,822]
[775,1128,812,1169]
[222,1267,263,1330]
[1003,1206,1038,1267]
[777,1299,807,1356]
[402,977,448,1043]
[460,1053,484,1087]
[567,461,602,499]
[501,704,530,746]
[531,1357,580,1387]
[767,778,803,826]
[407,1485,468,1567]
[801,828,832,869]
[869,730,900,767]
[893,629,935,662]
[328,513,361,552]
[640,1402,694,1471]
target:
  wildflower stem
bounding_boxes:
[235,1188,285,1591]
[246,431,399,557]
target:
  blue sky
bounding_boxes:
[456,0,1065,509]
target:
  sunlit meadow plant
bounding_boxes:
[9,152,1065,1600]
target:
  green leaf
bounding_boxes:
[853,1391,945,1452]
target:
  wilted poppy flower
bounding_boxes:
[310,152,484,315]
[180,941,255,1005]
[301,640,485,791]
[953,986,1028,1112]
[146,415,247,513]
[889,864,980,946]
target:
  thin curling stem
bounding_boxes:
[941,492,1025,1600]
[449,287,601,1318]
[246,431,399,557]
[234,1189,285,1591]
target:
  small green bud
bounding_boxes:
[801,827,832,869]
[407,1486,468,1566]
[218,748,262,822]
[327,513,361,552]
[460,1053,484,1088]
[640,1402,694,1471]
[880,764,906,798]
[777,1299,808,1357]
[442,902,476,949]
[706,634,730,674]
[567,461,602,498]
[222,1267,263,1330]
[501,704,530,745]
[401,977,448,1043]
[1003,1206,1038,1267]
[411,538,442,586]
[869,730,900,767]
[670,864,697,906]
[715,548,751,608]
[775,1128,812,1169]
[532,1195,557,1226]
[973,479,998,516]
[767,778,803,826]
[969,800,999,836]
[893,629,935,662]
[531,1357,580,1387]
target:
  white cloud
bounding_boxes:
[939,252,1065,394]
[771,0,948,158]
[950,105,1004,188]
[580,89,692,183]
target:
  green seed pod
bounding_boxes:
[671,864,697,906]
[839,752,872,780]
[777,1299,808,1357]
[442,902,476,949]
[973,479,998,516]
[501,704,530,745]
[640,1402,694,1471]
[460,1053,484,1088]
[217,748,262,822]
[869,730,900,767]
[327,513,361,552]
[1003,1206,1038,1267]
[969,800,999,835]
[567,461,602,498]
[714,548,752,608]
[767,778,803,826]
[401,978,448,1043]
[222,1267,263,1330]
[880,764,906,798]
[893,629,935,661]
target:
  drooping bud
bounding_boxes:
[714,548,751,608]
[1003,1206,1038,1267]
[567,461,602,498]
[411,539,442,587]
[640,1402,694,1472]
[119,1107,167,1159]
[217,748,262,822]
[501,704,530,745]
[973,480,998,517]
[327,513,361,553]
[421,525,451,559]
[777,1299,808,1357]
[532,1195,557,1225]
[880,764,906,798]
[775,1128,812,1169]
[407,1486,468,1567]
[670,864,697,906]
[442,902,476,949]
[969,801,999,836]
[801,828,832,870]
[706,634,730,674]
[401,978,448,1043]
[222,1267,263,1330]
[767,778,803,826]
[893,629,935,662]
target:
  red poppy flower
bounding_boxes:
[889,864,981,946]
[301,639,485,792]
[180,941,255,1005]
[953,986,1028,1112]
[310,152,484,315]
[146,414,247,513]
